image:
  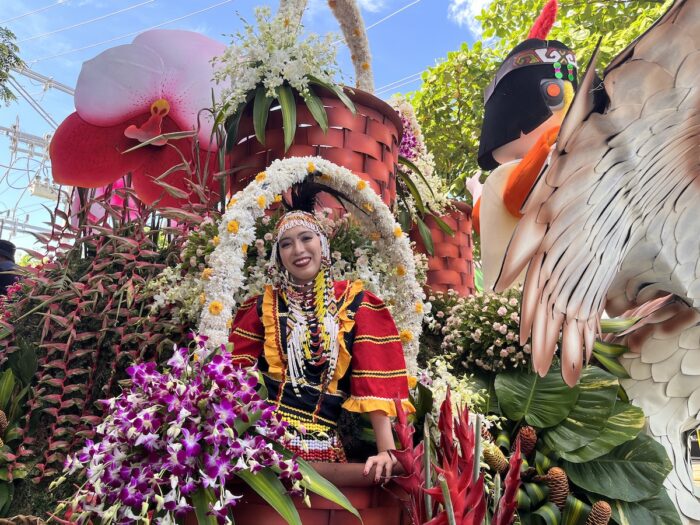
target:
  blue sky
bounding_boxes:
[0,0,488,253]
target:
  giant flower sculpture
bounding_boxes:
[50,30,226,208]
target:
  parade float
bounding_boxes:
[0,0,696,524]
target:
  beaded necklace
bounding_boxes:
[271,211,340,396]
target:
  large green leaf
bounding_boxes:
[559,402,644,463]
[302,87,329,133]
[190,487,218,525]
[495,364,579,429]
[237,468,302,525]
[416,216,434,256]
[253,85,274,145]
[561,494,590,525]
[276,84,297,151]
[564,434,672,502]
[532,501,561,525]
[592,341,630,378]
[0,371,15,413]
[273,446,361,522]
[601,490,682,525]
[542,366,618,452]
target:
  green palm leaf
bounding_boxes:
[237,468,302,525]
[302,87,329,133]
[253,85,274,145]
[276,84,297,151]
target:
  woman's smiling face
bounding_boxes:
[278,225,323,283]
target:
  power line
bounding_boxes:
[376,74,423,96]
[365,0,423,31]
[18,0,157,43]
[0,1,66,26]
[29,0,235,63]
[375,71,423,93]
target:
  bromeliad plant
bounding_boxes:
[214,6,354,152]
[58,335,359,524]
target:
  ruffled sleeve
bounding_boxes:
[342,290,415,417]
[229,296,264,367]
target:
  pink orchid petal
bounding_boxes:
[133,30,226,151]
[75,44,165,127]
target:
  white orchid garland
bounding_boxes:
[197,156,424,371]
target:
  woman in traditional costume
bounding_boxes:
[229,183,414,482]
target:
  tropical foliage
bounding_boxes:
[0,27,22,106]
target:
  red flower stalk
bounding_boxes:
[492,437,523,525]
[424,390,487,525]
[391,398,429,524]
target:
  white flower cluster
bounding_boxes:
[146,268,204,325]
[389,94,450,215]
[214,6,339,114]
[423,356,500,440]
[197,156,425,372]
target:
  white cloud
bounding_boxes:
[447,0,490,36]
[356,0,386,13]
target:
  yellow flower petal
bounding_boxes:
[199,293,206,305]
[226,198,237,209]
[362,202,373,212]
[227,220,239,234]
[212,236,220,246]
[255,172,267,183]
[396,264,407,276]
[307,162,316,173]
[242,244,249,254]
[399,329,413,344]
[226,318,233,329]
[257,195,266,209]
[415,302,423,313]
[407,375,418,388]
[208,300,224,315]
[274,195,282,203]
[356,180,367,190]
[201,268,213,280]
[393,226,403,238]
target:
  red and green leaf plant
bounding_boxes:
[0,185,213,517]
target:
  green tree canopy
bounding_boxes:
[0,27,22,106]
[409,0,672,196]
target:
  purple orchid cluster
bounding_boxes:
[62,334,301,524]
[398,113,420,161]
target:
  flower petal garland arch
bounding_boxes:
[197,156,424,371]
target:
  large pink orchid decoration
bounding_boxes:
[50,29,226,208]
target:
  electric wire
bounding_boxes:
[0,1,66,26]
[18,0,157,43]
[29,0,236,63]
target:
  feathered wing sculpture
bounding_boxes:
[495,0,700,521]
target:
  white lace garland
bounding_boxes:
[196,156,424,372]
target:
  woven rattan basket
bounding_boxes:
[411,201,475,296]
[229,87,403,208]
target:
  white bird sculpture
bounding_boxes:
[494,0,700,522]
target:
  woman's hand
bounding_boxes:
[363,450,397,483]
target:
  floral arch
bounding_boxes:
[197,156,425,371]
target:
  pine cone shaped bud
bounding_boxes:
[585,501,612,525]
[0,438,4,449]
[546,467,569,510]
[516,426,537,456]
[483,444,509,473]
[0,410,7,435]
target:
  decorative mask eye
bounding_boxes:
[541,79,565,111]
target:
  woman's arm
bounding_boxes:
[363,410,397,483]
